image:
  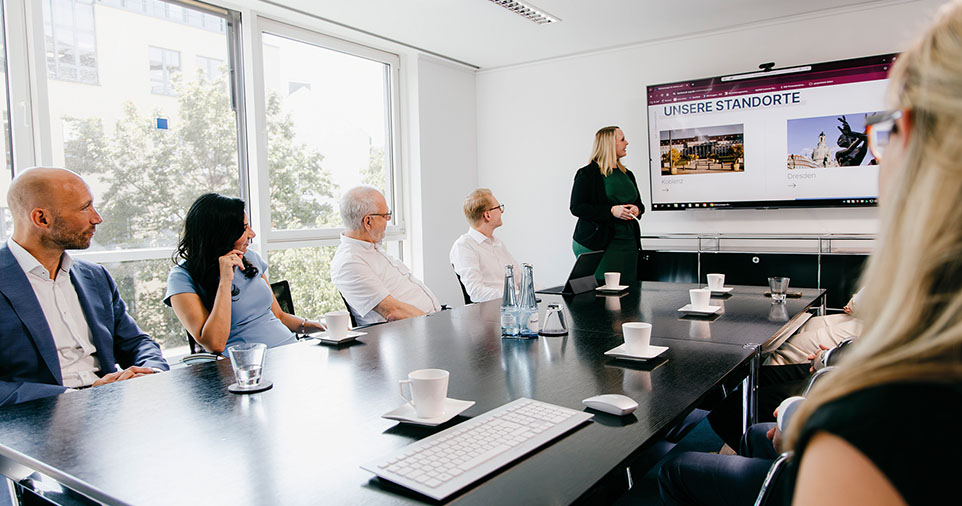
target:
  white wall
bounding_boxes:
[476,0,947,286]
[410,55,479,306]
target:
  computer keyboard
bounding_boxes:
[362,397,594,500]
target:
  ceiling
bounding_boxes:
[264,0,892,69]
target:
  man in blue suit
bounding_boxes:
[1,167,168,407]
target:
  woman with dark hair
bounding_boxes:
[570,126,645,282]
[164,193,323,354]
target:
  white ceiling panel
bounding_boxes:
[265,0,904,68]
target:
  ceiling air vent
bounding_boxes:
[488,0,560,24]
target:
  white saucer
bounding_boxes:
[311,330,366,344]
[678,304,722,315]
[604,343,669,361]
[710,287,734,294]
[382,398,476,426]
[595,284,628,293]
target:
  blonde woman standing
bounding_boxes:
[569,126,645,281]
[786,2,962,504]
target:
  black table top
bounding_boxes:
[0,283,815,505]
[458,281,824,347]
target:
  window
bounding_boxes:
[149,46,180,95]
[100,258,188,356]
[267,242,403,319]
[196,55,222,82]
[34,0,246,355]
[2,4,408,356]
[99,0,226,33]
[250,21,402,326]
[255,23,400,235]
[1,2,12,241]
[43,0,98,84]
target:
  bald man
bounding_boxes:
[0,167,168,406]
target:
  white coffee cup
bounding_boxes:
[689,288,711,309]
[622,322,652,355]
[707,273,725,291]
[603,272,620,288]
[399,368,449,418]
[325,311,350,339]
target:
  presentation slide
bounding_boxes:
[646,54,895,209]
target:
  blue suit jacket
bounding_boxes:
[0,243,169,406]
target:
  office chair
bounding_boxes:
[271,280,295,316]
[751,366,835,504]
[753,451,793,506]
[453,269,473,305]
[339,291,359,328]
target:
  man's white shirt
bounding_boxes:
[449,228,520,303]
[331,234,441,326]
[7,239,100,388]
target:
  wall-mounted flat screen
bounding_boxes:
[646,53,896,210]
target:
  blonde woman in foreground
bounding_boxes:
[786,2,962,504]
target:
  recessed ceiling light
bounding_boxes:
[487,0,560,25]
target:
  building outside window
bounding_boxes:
[196,55,222,82]
[149,46,180,95]
[44,0,99,84]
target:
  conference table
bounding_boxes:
[0,282,823,505]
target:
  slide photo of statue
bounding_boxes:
[659,124,745,176]
[786,112,880,169]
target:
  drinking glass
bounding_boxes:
[228,343,267,389]
[540,304,568,336]
[768,277,790,303]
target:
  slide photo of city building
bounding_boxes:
[660,124,745,176]
[786,112,880,169]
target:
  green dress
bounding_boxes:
[572,170,639,281]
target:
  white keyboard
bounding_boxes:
[362,397,593,500]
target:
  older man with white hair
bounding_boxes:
[330,186,441,325]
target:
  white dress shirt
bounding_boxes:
[449,228,521,303]
[331,234,442,326]
[7,239,101,388]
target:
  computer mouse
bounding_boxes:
[582,394,638,416]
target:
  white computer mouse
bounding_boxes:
[582,394,638,416]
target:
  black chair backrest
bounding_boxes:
[454,271,473,305]
[186,332,200,354]
[339,291,359,328]
[754,451,793,506]
[271,280,295,315]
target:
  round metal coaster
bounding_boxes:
[228,380,273,394]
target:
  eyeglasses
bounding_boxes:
[488,204,505,213]
[367,211,393,220]
[865,110,902,161]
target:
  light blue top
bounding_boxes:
[163,250,296,353]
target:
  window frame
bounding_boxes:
[7,0,249,266]
[248,15,405,251]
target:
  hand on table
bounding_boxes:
[92,366,156,387]
[301,319,327,333]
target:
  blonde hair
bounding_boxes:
[463,188,495,227]
[785,0,962,449]
[589,126,626,177]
